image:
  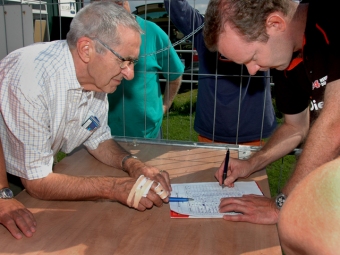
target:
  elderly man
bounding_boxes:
[0,2,171,215]
[203,0,340,224]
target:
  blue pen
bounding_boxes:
[222,149,230,189]
[169,197,194,202]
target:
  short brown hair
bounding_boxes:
[204,0,290,51]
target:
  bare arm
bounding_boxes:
[0,142,10,191]
[218,108,310,186]
[163,76,182,114]
[283,79,340,195]
[89,139,171,192]
[0,141,36,239]
[247,108,310,172]
[21,139,171,209]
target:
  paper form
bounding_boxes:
[170,181,263,218]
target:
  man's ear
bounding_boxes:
[123,1,131,13]
[77,37,94,63]
[266,13,286,35]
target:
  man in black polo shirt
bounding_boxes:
[203,0,340,224]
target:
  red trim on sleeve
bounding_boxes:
[316,23,329,44]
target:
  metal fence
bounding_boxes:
[0,0,276,144]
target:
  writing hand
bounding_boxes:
[215,158,254,187]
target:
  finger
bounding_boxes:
[241,194,265,200]
[16,209,37,235]
[214,169,220,183]
[219,197,245,208]
[145,191,163,207]
[219,200,248,215]
[19,208,36,225]
[224,166,240,186]
[225,182,235,188]
[223,214,250,222]
[153,182,169,201]
[134,201,147,211]
[224,174,237,187]
[1,215,24,239]
[158,170,172,192]
[218,161,225,184]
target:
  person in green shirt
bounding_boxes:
[107,0,184,139]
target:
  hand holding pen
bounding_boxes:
[222,149,230,189]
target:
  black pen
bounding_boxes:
[222,149,230,189]
[169,197,194,202]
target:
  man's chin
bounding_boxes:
[106,85,118,94]
[274,63,290,71]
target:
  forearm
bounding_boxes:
[163,76,182,114]
[88,139,146,178]
[282,132,339,196]
[0,142,9,189]
[21,172,121,201]
[249,128,302,171]
[283,114,340,194]
[248,109,309,173]
[88,139,130,170]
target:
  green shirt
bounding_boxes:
[108,16,184,138]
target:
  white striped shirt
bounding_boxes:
[0,40,112,180]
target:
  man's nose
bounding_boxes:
[121,65,135,80]
[245,64,260,75]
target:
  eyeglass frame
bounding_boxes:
[93,38,138,69]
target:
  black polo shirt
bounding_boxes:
[273,1,340,124]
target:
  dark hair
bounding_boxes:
[204,0,290,51]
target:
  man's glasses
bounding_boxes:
[94,38,138,69]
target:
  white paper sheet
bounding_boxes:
[170,181,263,218]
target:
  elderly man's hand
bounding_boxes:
[140,164,172,194]
[219,194,280,224]
[112,176,170,211]
[0,199,36,239]
[125,159,172,194]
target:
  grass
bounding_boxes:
[162,112,198,141]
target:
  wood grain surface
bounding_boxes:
[0,142,281,255]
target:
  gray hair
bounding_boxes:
[90,0,127,4]
[66,1,142,52]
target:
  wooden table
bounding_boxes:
[0,141,281,255]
